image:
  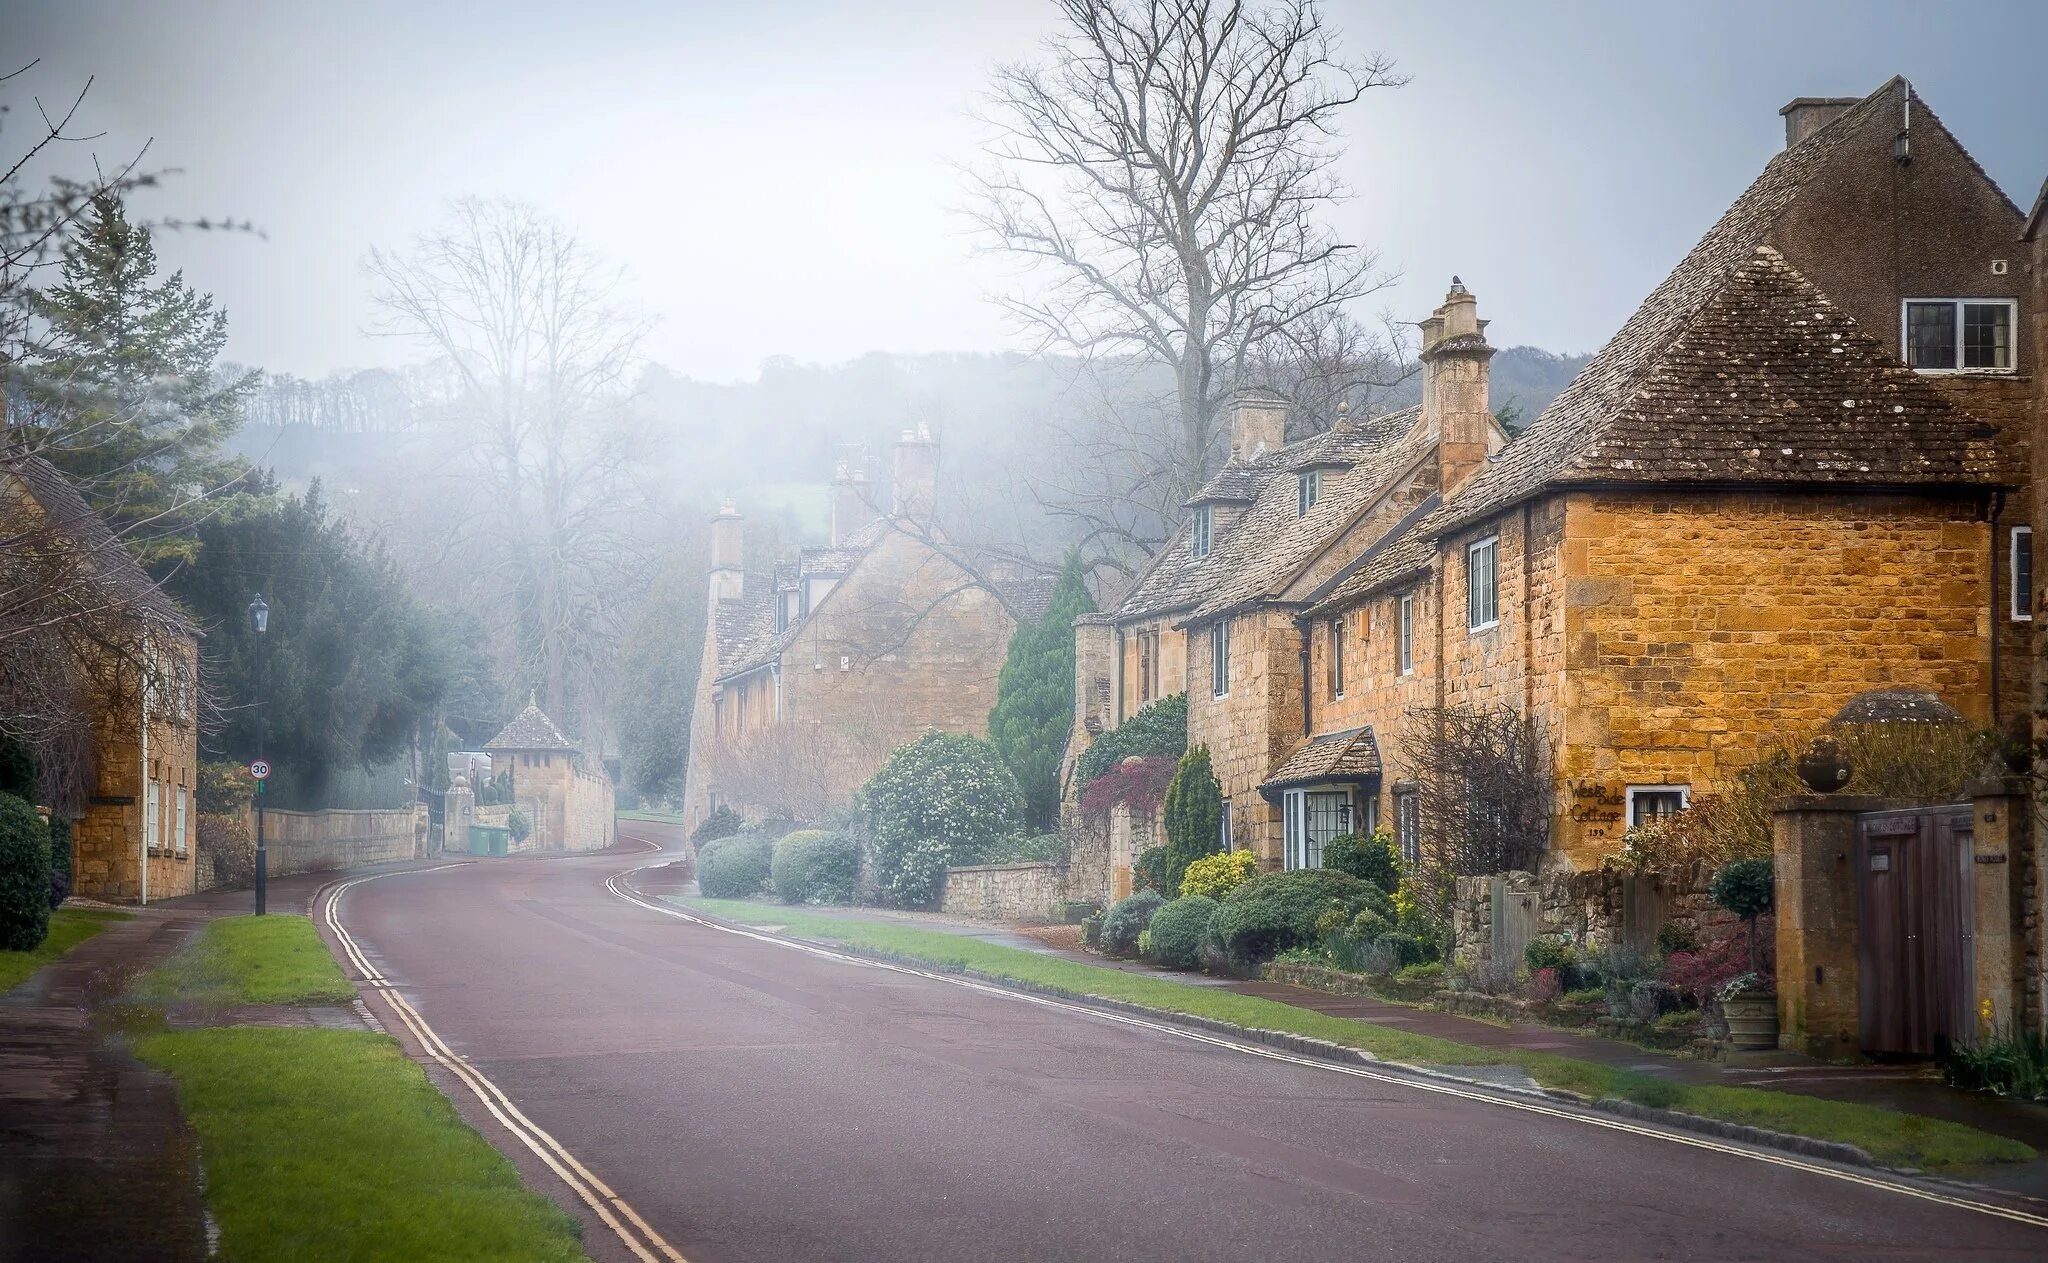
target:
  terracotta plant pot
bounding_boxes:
[1720,993,1779,1051]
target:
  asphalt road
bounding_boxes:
[328,828,2048,1262]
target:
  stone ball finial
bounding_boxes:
[452,773,470,790]
[1795,733,1854,794]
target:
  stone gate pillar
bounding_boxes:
[1967,775,2038,1036]
[445,776,476,857]
[1772,794,1904,1058]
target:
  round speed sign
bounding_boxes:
[249,759,272,781]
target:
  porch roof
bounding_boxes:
[1260,726,1382,800]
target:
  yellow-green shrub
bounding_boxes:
[1179,849,1257,900]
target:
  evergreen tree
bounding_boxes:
[21,193,254,565]
[987,553,1097,830]
[1162,745,1224,893]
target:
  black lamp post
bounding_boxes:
[249,593,269,916]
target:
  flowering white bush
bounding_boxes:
[863,730,1024,905]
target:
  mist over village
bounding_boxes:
[4,2,2048,1260]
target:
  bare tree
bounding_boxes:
[1400,703,1551,922]
[968,0,1405,528]
[365,198,652,743]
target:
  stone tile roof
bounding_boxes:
[1301,494,1442,612]
[1185,463,1264,505]
[484,702,577,751]
[1117,407,1423,623]
[990,570,1060,624]
[712,581,775,677]
[1260,725,1382,799]
[1,452,197,635]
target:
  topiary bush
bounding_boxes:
[1143,895,1218,970]
[1179,848,1258,900]
[1161,745,1223,892]
[1213,869,1388,969]
[1072,694,1187,792]
[506,809,532,844]
[863,731,1025,906]
[691,804,743,849]
[697,833,773,899]
[1133,844,1170,895]
[1321,830,1401,895]
[1711,856,1775,975]
[0,793,53,951]
[1100,889,1164,957]
[770,830,859,904]
[47,816,71,909]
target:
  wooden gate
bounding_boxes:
[1489,876,1538,969]
[1855,806,1974,1056]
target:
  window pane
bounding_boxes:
[1395,792,1419,864]
[1904,302,1956,369]
[1963,303,2012,369]
[1468,537,1498,628]
[1211,622,1228,696]
[2014,528,2033,622]
[1628,789,1687,828]
[1398,595,1414,673]
[1329,618,1345,696]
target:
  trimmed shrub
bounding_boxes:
[1161,746,1223,892]
[1179,848,1257,900]
[1100,890,1164,957]
[864,731,1025,906]
[1213,869,1387,969]
[691,805,743,849]
[1712,856,1775,974]
[199,814,255,889]
[1133,844,1170,895]
[1525,936,1572,975]
[1321,830,1400,895]
[697,833,773,899]
[0,793,53,951]
[506,809,532,843]
[1072,694,1187,792]
[47,816,71,909]
[770,830,859,904]
[1144,895,1219,969]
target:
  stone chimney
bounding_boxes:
[1779,97,1860,148]
[1227,387,1289,461]
[1420,277,1495,496]
[830,458,873,546]
[1061,614,1119,819]
[709,500,744,601]
[891,425,939,521]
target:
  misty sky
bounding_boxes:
[9,0,2046,384]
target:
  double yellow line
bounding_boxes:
[320,865,689,1263]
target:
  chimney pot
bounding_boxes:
[1420,278,1495,496]
[1226,388,1290,461]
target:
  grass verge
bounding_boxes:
[684,896,2033,1172]
[0,907,129,993]
[133,914,356,1006]
[616,809,685,824]
[137,1027,585,1263]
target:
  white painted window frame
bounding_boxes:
[1297,470,1320,517]
[1467,534,1500,631]
[2011,525,2033,622]
[1393,789,1420,864]
[1397,593,1416,676]
[1192,505,1214,558]
[1283,786,1353,870]
[1625,784,1692,829]
[1210,621,1230,697]
[144,780,160,855]
[174,785,188,856]
[1328,615,1346,699]
[1900,298,2017,373]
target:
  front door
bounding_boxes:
[1855,806,1975,1056]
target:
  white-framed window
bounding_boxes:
[174,786,188,856]
[1210,620,1230,697]
[1328,616,1346,699]
[1283,787,1352,870]
[1136,630,1160,703]
[144,780,160,854]
[1191,505,1214,558]
[1219,798,1233,852]
[1297,470,1320,516]
[1393,789,1420,864]
[1902,299,2016,372]
[2011,526,2033,622]
[1467,534,1500,631]
[1398,593,1416,675]
[1626,784,1691,828]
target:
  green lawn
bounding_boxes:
[685,897,2035,1172]
[0,907,129,994]
[133,914,356,1006]
[616,809,685,824]
[138,1027,586,1263]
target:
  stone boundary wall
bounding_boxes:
[256,806,420,876]
[562,769,616,852]
[941,861,1070,922]
[1451,863,1732,969]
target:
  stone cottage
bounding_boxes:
[681,429,1055,831]
[0,454,200,902]
[1070,78,2034,885]
[479,700,616,852]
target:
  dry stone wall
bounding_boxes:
[940,861,1069,921]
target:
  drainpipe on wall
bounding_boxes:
[1294,615,1313,736]
[1990,490,2005,726]
[138,639,150,907]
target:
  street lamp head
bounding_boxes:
[248,593,269,635]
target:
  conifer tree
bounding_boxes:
[988,552,1097,830]
[1162,744,1224,892]
[21,193,254,564]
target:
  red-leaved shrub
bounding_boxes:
[1662,918,1772,1006]
[1527,966,1561,1003]
[1079,755,1176,819]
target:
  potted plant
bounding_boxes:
[1710,857,1777,1050]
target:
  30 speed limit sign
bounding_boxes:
[249,759,272,781]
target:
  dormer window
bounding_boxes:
[1192,505,1214,558]
[1904,299,2014,372]
[1297,470,1320,516]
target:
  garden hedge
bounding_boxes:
[770,830,859,904]
[1213,869,1387,969]
[0,793,52,952]
[697,833,773,899]
[1100,890,1164,957]
[1143,895,1217,970]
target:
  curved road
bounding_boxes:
[323,829,2047,1262]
